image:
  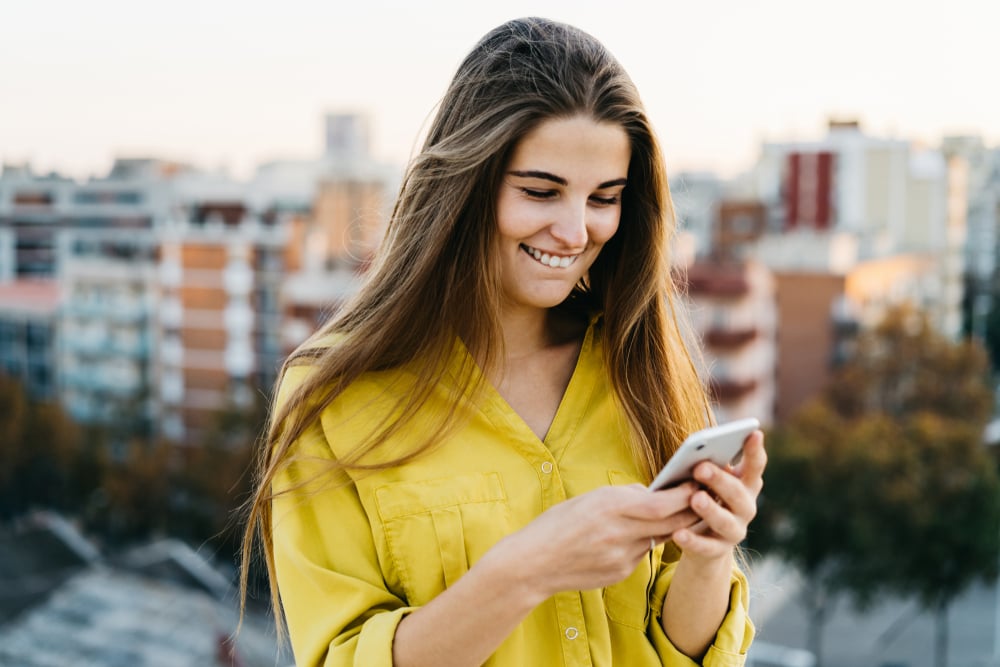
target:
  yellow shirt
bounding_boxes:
[272,321,754,666]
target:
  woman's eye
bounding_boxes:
[590,195,620,206]
[522,188,556,199]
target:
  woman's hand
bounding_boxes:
[486,481,701,601]
[658,430,765,659]
[672,429,767,561]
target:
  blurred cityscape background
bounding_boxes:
[3,2,1000,666]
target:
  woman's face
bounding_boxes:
[494,114,631,316]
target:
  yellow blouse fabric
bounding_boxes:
[272,321,754,666]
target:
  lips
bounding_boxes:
[520,244,580,268]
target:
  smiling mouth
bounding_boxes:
[520,244,580,268]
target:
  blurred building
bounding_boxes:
[733,121,969,420]
[670,171,726,259]
[751,119,965,339]
[276,111,396,353]
[0,113,398,443]
[685,260,777,426]
[40,158,187,432]
[0,280,60,399]
[57,230,158,430]
[0,165,74,279]
[681,200,777,425]
[156,209,285,442]
[941,135,1000,340]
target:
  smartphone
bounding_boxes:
[647,417,760,492]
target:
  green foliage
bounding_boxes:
[0,375,83,517]
[752,305,1000,612]
[0,373,268,569]
[986,298,1000,371]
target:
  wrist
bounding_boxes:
[677,547,734,578]
[479,535,552,610]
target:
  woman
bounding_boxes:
[242,17,765,667]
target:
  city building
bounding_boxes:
[670,171,725,259]
[0,280,60,399]
[680,199,777,425]
[0,164,74,279]
[941,135,1000,340]
[734,121,970,420]
[156,210,285,443]
[751,119,965,339]
[684,259,777,426]
[57,229,158,431]
[0,112,396,443]
[275,111,396,353]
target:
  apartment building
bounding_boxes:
[1,114,397,443]
[0,280,60,399]
[0,165,75,279]
[941,135,1000,340]
[276,112,396,352]
[57,230,158,431]
[157,209,285,443]
[684,259,777,426]
[679,198,778,425]
[670,171,725,259]
[751,119,966,339]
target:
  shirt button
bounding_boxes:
[565,627,579,640]
[541,461,554,474]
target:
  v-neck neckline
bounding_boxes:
[457,320,600,456]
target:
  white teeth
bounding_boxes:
[523,244,577,268]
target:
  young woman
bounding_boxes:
[242,17,765,667]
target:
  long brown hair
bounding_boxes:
[240,16,710,632]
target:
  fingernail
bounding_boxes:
[696,465,713,480]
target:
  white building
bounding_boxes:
[941,135,1000,340]
[748,120,966,339]
[57,229,159,429]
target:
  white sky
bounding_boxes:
[1,0,997,180]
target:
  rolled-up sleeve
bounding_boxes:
[271,369,416,667]
[646,549,755,667]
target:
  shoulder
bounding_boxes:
[276,333,419,413]
[273,331,345,411]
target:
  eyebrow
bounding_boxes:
[508,170,627,189]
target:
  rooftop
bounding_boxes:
[0,511,287,667]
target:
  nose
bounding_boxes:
[550,201,588,249]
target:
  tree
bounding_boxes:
[751,306,1000,667]
[166,393,267,565]
[0,375,82,518]
[97,437,174,541]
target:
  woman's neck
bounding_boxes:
[498,305,585,361]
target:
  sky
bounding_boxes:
[1,0,998,181]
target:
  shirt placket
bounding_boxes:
[536,451,592,666]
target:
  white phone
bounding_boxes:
[647,417,760,492]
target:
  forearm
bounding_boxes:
[660,549,735,660]
[392,544,546,667]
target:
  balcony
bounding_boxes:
[62,335,149,359]
[61,368,145,396]
[683,263,750,298]
[709,377,758,402]
[62,301,149,325]
[703,327,757,349]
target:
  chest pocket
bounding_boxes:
[604,469,656,630]
[374,472,512,606]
